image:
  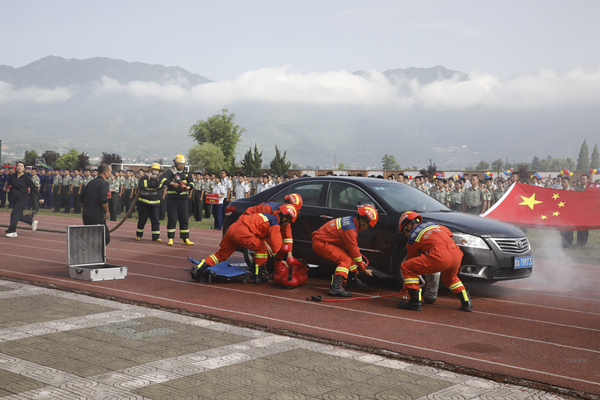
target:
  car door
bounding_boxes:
[269,180,327,259]
[321,181,385,266]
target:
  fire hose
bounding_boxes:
[0,191,141,234]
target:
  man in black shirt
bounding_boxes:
[80,164,111,245]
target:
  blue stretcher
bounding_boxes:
[188,257,249,283]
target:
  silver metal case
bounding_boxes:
[67,225,127,281]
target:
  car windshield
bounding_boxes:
[362,180,451,213]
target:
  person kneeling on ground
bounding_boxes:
[398,211,472,312]
[190,204,298,283]
[311,205,378,297]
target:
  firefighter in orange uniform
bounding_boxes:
[242,193,303,258]
[190,204,298,283]
[312,205,378,297]
[398,211,472,312]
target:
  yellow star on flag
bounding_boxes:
[519,194,543,210]
[558,202,565,208]
[553,211,560,216]
[540,215,548,220]
[552,193,560,200]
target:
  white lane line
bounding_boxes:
[1,254,599,356]
[0,266,597,389]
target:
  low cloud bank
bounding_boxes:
[3,65,600,109]
[0,81,72,104]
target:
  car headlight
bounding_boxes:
[452,233,490,250]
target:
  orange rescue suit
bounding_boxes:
[311,216,365,279]
[203,213,283,269]
[243,202,293,252]
[402,222,465,293]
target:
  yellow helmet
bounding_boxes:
[150,163,161,171]
[174,154,186,164]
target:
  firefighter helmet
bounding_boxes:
[357,205,378,228]
[279,204,298,223]
[174,154,186,164]
[284,193,303,210]
[150,163,161,171]
[399,211,422,230]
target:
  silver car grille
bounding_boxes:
[489,237,530,254]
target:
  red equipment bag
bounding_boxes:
[273,257,308,290]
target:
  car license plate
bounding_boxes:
[514,256,533,269]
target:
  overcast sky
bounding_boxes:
[1,0,598,81]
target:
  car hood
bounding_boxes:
[422,212,526,238]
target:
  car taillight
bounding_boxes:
[225,206,236,216]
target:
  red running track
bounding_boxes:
[0,213,599,396]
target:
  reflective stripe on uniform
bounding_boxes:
[282,239,293,244]
[258,213,269,223]
[335,218,342,229]
[255,253,268,259]
[152,231,160,235]
[404,278,420,284]
[449,282,464,291]
[353,256,362,263]
[136,228,144,233]
[180,229,189,233]
[349,264,357,272]
[459,289,469,302]
[415,225,440,242]
[209,254,219,264]
[167,229,176,233]
[335,266,349,274]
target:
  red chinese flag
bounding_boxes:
[482,183,600,231]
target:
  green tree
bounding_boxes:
[24,150,38,166]
[531,156,542,171]
[382,154,400,170]
[41,150,60,168]
[241,148,255,176]
[188,109,245,167]
[270,145,291,176]
[55,148,80,170]
[590,144,600,169]
[187,143,225,173]
[474,160,490,171]
[252,144,263,175]
[101,152,122,166]
[419,160,437,179]
[338,162,348,170]
[77,152,90,170]
[491,158,504,171]
[576,139,590,171]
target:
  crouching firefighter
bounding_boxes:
[136,163,163,242]
[190,204,298,283]
[398,211,472,312]
[161,154,195,246]
[242,193,303,259]
[311,205,378,297]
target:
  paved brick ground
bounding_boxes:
[0,279,568,400]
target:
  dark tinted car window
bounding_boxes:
[270,181,324,207]
[327,182,373,210]
[363,180,450,213]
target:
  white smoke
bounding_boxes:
[0,81,73,104]
[93,65,600,109]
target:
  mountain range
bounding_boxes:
[0,56,594,169]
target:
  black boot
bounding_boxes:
[254,265,269,284]
[190,260,208,282]
[398,288,422,311]
[456,290,473,312]
[328,275,352,297]
[347,271,368,289]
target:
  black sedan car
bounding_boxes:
[223,177,533,285]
